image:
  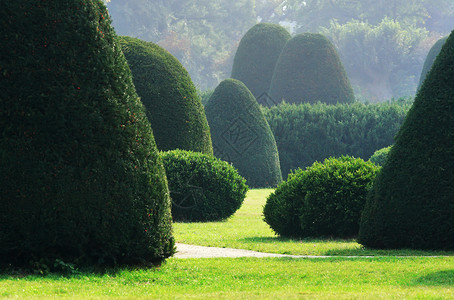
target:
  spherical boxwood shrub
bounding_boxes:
[205,79,283,188]
[0,0,174,269]
[269,33,355,105]
[369,146,392,166]
[231,23,291,100]
[264,156,379,238]
[161,150,248,222]
[417,36,448,90]
[118,36,213,154]
[359,30,454,250]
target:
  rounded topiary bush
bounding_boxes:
[264,156,379,238]
[161,150,248,222]
[418,36,448,90]
[0,0,174,269]
[358,30,454,250]
[205,79,283,188]
[369,146,392,166]
[231,23,291,101]
[269,33,355,105]
[118,36,212,154]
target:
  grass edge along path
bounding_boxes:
[173,189,454,257]
[1,257,454,299]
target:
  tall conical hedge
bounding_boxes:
[358,30,454,250]
[205,79,282,188]
[118,36,212,154]
[231,23,291,102]
[0,0,174,268]
[269,33,355,105]
[417,36,448,90]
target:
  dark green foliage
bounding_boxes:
[417,36,448,90]
[205,79,282,188]
[198,89,214,106]
[263,101,410,179]
[0,0,174,269]
[161,150,248,222]
[369,146,392,166]
[358,30,454,250]
[269,33,355,105]
[118,36,212,154]
[231,23,291,99]
[264,157,379,238]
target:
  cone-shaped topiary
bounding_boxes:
[118,36,212,154]
[269,33,355,105]
[205,79,282,188]
[417,36,448,90]
[231,23,291,102]
[0,0,174,269]
[358,30,454,250]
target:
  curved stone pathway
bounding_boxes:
[174,243,375,259]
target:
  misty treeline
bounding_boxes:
[104,0,454,102]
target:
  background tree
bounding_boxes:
[107,0,256,90]
[322,19,428,102]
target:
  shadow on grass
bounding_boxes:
[412,270,454,286]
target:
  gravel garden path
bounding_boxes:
[174,243,373,259]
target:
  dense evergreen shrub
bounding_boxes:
[118,36,212,154]
[198,89,214,106]
[359,30,454,250]
[0,0,174,269]
[231,23,291,100]
[269,33,355,105]
[369,146,392,166]
[161,150,248,222]
[263,101,410,179]
[417,36,448,90]
[205,79,282,188]
[264,157,379,238]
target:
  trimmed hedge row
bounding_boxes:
[263,101,410,178]
[161,150,248,222]
[264,156,379,238]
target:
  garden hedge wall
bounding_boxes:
[263,101,410,178]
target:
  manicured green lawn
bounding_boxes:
[174,189,453,256]
[2,189,453,299]
[2,257,454,299]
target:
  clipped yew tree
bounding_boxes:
[417,36,448,90]
[358,30,454,250]
[118,36,212,154]
[231,23,291,100]
[205,79,282,188]
[0,0,174,269]
[269,33,355,105]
